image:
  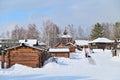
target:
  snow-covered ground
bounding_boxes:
[0,49,120,80]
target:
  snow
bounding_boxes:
[49,48,69,52]
[0,49,120,80]
[61,34,72,38]
[90,37,114,43]
[38,42,46,46]
[19,39,37,46]
[75,40,89,46]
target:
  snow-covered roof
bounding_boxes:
[90,37,114,43]
[38,42,46,46]
[61,34,72,38]
[19,39,37,46]
[6,43,42,51]
[49,48,70,52]
[75,40,89,46]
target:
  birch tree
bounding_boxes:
[11,25,26,40]
[27,24,40,39]
[113,22,120,39]
[77,26,84,39]
[43,20,60,47]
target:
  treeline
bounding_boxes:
[1,20,87,47]
[90,22,120,40]
[0,20,120,47]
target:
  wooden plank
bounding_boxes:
[10,59,38,61]
[52,53,69,58]
[10,51,40,54]
[10,61,38,63]
[10,54,38,57]
[10,56,39,59]
[11,57,38,59]
[9,52,39,56]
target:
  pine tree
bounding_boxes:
[90,23,104,39]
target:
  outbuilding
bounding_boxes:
[5,44,44,68]
[49,48,70,58]
[74,40,89,50]
[65,42,76,52]
[89,37,114,50]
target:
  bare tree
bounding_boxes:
[101,23,115,39]
[11,25,27,40]
[102,23,111,38]
[0,32,5,38]
[68,24,76,40]
[19,27,27,39]
[27,24,40,40]
[43,20,60,47]
[11,25,20,40]
[113,22,120,39]
[6,31,10,38]
[77,26,85,39]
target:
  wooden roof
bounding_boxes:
[6,43,43,51]
[55,43,66,48]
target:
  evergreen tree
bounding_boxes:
[90,23,104,39]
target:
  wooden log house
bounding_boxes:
[65,42,76,52]
[49,48,70,58]
[55,42,76,53]
[89,37,114,50]
[4,44,45,68]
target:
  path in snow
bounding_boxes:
[87,57,96,65]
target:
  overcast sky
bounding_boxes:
[0,0,120,34]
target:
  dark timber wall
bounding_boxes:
[5,45,44,68]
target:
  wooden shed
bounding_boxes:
[49,48,70,58]
[65,43,76,52]
[74,40,89,50]
[55,42,76,52]
[89,37,114,50]
[5,44,44,68]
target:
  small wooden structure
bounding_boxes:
[49,48,70,58]
[57,29,72,45]
[55,43,65,48]
[55,42,76,52]
[74,40,89,50]
[89,37,114,50]
[65,43,76,52]
[4,44,44,68]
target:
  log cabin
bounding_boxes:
[49,48,70,58]
[4,44,45,68]
[55,42,76,52]
[65,42,76,52]
[89,37,114,50]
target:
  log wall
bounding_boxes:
[5,46,43,68]
[51,52,69,58]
